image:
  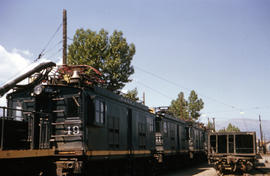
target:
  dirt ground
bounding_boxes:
[161,162,217,176]
[162,163,270,176]
[162,155,270,176]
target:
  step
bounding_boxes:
[53,110,65,113]
[52,120,82,125]
[52,97,65,101]
[51,134,83,138]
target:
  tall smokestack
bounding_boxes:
[63,9,67,65]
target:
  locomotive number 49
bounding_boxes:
[67,126,80,135]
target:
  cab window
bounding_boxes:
[95,99,106,125]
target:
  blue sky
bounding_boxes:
[1,0,270,132]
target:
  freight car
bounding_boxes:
[0,61,208,176]
[208,131,257,175]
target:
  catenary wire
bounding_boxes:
[134,80,175,100]
[134,65,270,119]
[44,40,63,57]
[34,22,63,62]
[0,23,63,87]
[134,65,242,111]
[46,47,63,62]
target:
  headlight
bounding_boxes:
[34,85,43,95]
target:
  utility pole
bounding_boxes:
[212,118,215,132]
[142,92,145,105]
[259,115,263,145]
[63,9,67,65]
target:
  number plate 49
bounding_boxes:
[67,126,80,135]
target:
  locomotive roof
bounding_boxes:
[91,86,149,111]
[210,131,256,135]
[156,111,187,124]
[7,83,150,112]
[155,110,207,129]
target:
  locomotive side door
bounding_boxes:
[176,125,180,151]
[35,95,53,149]
[127,108,133,152]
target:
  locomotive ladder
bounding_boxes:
[50,97,82,141]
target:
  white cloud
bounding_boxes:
[12,48,33,57]
[0,45,33,106]
[0,45,60,106]
[0,45,31,84]
[0,45,59,84]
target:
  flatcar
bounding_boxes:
[208,131,257,175]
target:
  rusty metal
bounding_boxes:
[56,159,83,176]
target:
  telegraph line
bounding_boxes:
[133,65,270,117]
[134,80,175,100]
[134,65,242,111]
[46,47,63,62]
[133,65,270,124]
[44,40,62,57]
[67,37,73,41]
[203,105,270,115]
[0,22,63,87]
[34,22,63,62]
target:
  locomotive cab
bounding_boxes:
[5,84,84,152]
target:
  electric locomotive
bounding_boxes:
[0,61,208,176]
[0,62,156,175]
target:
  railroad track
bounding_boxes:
[252,167,270,175]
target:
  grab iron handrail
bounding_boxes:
[0,106,51,150]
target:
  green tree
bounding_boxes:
[188,90,204,120]
[123,88,139,101]
[218,128,226,132]
[226,123,240,132]
[207,120,214,131]
[68,28,135,92]
[168,92,189,120]
[219,123,240,132]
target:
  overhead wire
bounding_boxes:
[46,47,63,62]
[134,80,175,100]
[134,65,243,111]
[203,105,270,115]
[67,37,73,41]
[0,22,63,87]
[44,40,62,57]
[34,22,63,62]
[133,65,270,123]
